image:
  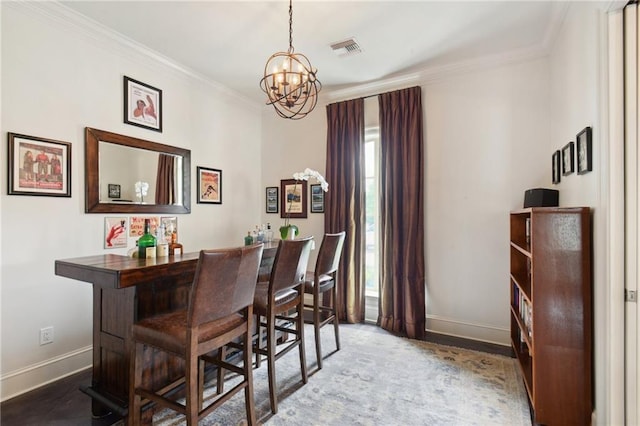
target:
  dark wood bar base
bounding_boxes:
[55,244,278,424]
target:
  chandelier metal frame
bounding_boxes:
[259,0,321,120]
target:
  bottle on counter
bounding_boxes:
[266,223,274,243]
[156,224,169,257]
[244,231,254,246]
[256,225,264,243]
[169,231,183,256]
[138,219,157,259]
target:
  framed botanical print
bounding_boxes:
[552,150,561,184]
[280,179,307,219]
[576,126,592,175]
[562,142,575,176]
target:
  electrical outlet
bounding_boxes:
[40,326,54,345]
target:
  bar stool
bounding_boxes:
[253,237,313,414]
[128,244,263,426]
[303,232,346,369]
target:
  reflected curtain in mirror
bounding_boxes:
[325,98,365,324]
[155,154,176,205]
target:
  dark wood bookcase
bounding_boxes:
[510,207,592,425]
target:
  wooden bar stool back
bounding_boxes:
[253,237,313,414]
[303,231,346,369]
[128,244,263,426]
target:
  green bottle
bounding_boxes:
[138,219,157,258]
[244,231,254,246]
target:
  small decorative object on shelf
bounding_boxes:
[244,231,254,246]
[281,168,329,239]
[135,181,149,204]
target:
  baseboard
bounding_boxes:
[0,346,92,402]
[426,315,510,347]
[424,330,513,357]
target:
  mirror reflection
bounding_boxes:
[85,127,191,214]
[99,142,183,205]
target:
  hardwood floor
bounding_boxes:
[0,369,122,426]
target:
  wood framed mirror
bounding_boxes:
[85,127,191,214]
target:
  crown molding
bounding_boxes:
[8,1,260,111]
[324,42,549,103]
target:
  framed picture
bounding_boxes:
[104,216,127,249]
[310,184,325,213]
[8,132,71,197]
[576,126,593,175]
[552,150,561,184]
[161,216,178,243]
[129,216,160,237]
[124,76,162,132]
[197,166,222,204]
[108,183,121,198]
[266,186,279,213]
[562,141,575,176]
[281,179,307,219]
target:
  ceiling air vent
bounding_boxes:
[330,38,362,57]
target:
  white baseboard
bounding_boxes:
[426,315,510,346]
[0,346,92,402]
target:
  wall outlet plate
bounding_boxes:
[40,326,54,345]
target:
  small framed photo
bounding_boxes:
[576,126,593,175]
[8,132,71,197]
[281,178,307,219]
[160,216,177,243]
[266,187,279,213]
[562,142,575,176]
[310,184,325,213]
[104,216,127,249]
[552,150,561,184]
[108,183,121,198]
[124,76,162,132]
[197,166,222,204]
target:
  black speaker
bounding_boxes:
[523,188,559,208]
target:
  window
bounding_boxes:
[364,128,379,322]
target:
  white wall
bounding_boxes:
[547,3,611,425]
[0,3,263,400]
[424,58,550,344]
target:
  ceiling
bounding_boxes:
[59,1,563,105]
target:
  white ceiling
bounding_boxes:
[59,1,563,104]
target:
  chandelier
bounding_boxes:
[259,0,321,120]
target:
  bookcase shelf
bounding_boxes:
[509,207,592,426]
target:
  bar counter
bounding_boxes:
[54,243,278,422]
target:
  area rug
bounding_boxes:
[152,323,531,426]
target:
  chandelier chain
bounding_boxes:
[288,0,294,53]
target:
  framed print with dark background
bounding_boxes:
[576,126,592,175]
[552,150,561,184]
[266,186,278,213]
[8,132,71,197]
[197,166,222,204]
[562,141,575,176]
[281,179,307,219]
[108,183,121,198]
[124,76,162,132]
[310,184,325,213]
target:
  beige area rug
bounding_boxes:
[152,323,531,426]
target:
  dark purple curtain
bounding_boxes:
[378,86,425,339]
[155,154,175,204]
[325,98,365,323]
